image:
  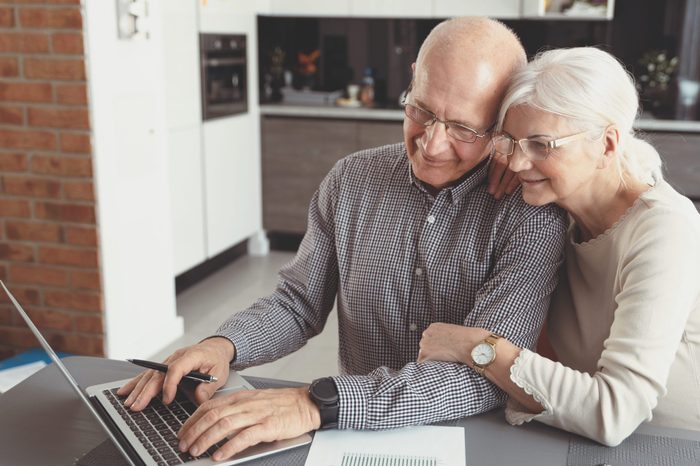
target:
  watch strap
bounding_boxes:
[309,377,339,429]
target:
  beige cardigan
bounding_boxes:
[506,180,700,446]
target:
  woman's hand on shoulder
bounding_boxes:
[487,153,520,200]
[418,323,488,365]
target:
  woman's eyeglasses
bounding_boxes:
[491,131,593,160]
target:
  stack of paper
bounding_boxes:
[304,425,466,466]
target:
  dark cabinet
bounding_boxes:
[261,119,700,235]
[645,132,700,212]
[261,116,403,233]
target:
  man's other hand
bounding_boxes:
[487,153,519,199]
[117,337,235,411]
[177,387,321,461]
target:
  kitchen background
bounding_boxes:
[0,0,698,363]
[258,0,694,117]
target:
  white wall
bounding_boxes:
[83,0,183,358]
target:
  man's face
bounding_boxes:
[403,56,499,189]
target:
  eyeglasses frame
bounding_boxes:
[491,130,594,160]
[401,97,494,144]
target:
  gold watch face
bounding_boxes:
[471,342,495,366]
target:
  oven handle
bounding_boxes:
[202,57,247,67]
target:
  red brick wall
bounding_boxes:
[0,0,103,360]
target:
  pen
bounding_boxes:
[127,359,218,383]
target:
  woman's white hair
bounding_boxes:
[497,47,662,184]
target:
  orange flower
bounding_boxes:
[298,49,321,76]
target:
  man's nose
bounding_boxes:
[508,144,532,172]
[422,121,451,153]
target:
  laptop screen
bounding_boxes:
[0,280,138,466]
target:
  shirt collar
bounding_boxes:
[406,153,491,203]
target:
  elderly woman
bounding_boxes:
[418,47,700,446]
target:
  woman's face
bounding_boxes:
[499,105,603,207]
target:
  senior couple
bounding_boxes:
[120,16,700,460]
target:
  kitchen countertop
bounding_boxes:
[260,103,700,133]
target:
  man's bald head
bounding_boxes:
[416,16,526,78]
[412,17,526,121]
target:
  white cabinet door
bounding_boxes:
[198,5,263,259]
[200,0,264,16]
[521,0,614,20]
[168,126,206,276]
[161,0,206,275]
[350,0,431,17]
[161,0,201,129]
[267,0,351,16]
[202,116,262,258]
[432,0,522,18]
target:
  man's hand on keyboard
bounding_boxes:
[117,337,235,411]
[177,387,321,461]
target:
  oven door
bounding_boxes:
[200,34,248,120]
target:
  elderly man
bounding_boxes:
[120,16,566,461]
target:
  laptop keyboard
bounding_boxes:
[104,388,228,465]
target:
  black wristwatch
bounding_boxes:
[308,377,339,429]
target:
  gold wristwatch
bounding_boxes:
[470,333,502,375]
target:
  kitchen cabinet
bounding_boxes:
[266,0,351,17]
[521,0,615,20]
[204,116,262,256]
[161,0,206,276]
[261,117,402,233]
[432,0,521,19]
[358,120,406,149]
[261,0,620,19]
[261,117,700,236]
[168,126,206,275]
[263,0,520,19]
[350,0,432,18]
[198,2,266,258]
[645,131,700,211]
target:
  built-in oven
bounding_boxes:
[200,33,247,120]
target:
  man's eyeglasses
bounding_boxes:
[402,100,493,144]
[491,131,593,161]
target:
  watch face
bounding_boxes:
[311,378,338,403]
[471,342,495,366]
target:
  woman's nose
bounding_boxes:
[508,144,533,172]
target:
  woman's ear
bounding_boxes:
[598,125,620,169]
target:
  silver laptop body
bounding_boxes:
[1,281,312,466]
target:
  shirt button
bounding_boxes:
[427,215,435,224]
[409,323,418,331]
[415,267,423,276]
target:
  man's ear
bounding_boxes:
[411,62,416,73]
[598,125,620,169]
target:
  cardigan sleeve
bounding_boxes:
[505,207,700,446]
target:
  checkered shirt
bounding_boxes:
[215,142,567,430]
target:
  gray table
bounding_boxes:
[0,356,697,466]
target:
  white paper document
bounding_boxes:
[304,425,466,466]
[0,360,47,393]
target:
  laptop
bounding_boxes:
[0,281,312,466]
